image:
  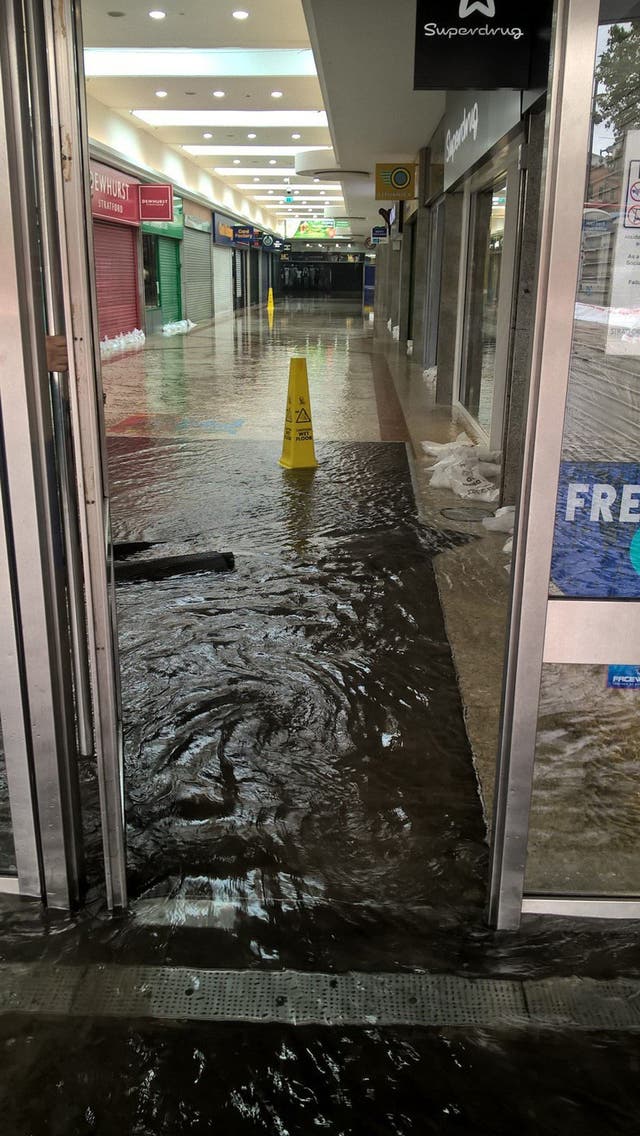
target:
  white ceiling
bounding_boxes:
[82,0,337,228]
[82,0,447,237]
[303,0,446,232]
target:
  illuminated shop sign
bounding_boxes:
[413,0,552,90]
[552,462,640,598]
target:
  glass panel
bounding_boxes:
[462,175,508,432]
[0,716,17,874]
[527,4,640,895]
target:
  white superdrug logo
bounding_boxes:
[459,0,495,16]
[424,0,523,41]
[445,101,479,164]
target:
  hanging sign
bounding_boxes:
[141,195,183,239]
[607,130,640,356]
[371,225,387,244]
[139,184,174,222]
[551,461,640,598]
[413,0,553,91]
[375,164,415,201]
[89,160,140,225]
[233,225,253,245]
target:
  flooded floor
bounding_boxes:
[3,300,640,1131]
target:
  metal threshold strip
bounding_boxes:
[2,964,640,1031]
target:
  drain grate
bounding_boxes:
[1,965,640,1030]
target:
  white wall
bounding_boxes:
[87,96,274,229]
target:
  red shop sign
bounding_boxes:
[139,183,174,222]
[90,161,140,225]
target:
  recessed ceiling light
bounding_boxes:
[232,9,249,18]
[148,9,166,18]
[212,90,226,98]
[155,89,168,97]
[253,177,260,182]
[233,159,241,164]
[313,178,319,183]
[269,159,276,165]
[268,190,274,194]
[294,190,299,195]
[247,132,256,139]
[271,90,283,99]
[320,191,325,195]
[291,133,301,140]
[203,131,212,138]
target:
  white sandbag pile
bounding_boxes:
[482,505,516,572]
[421,434,501,503]
[162,319,196,337]
[100,328,145,359]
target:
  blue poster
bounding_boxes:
[608,665,640,690]
[551,462,640,597]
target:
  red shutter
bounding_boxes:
[92,220,139,341]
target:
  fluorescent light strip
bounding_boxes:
[214,167,297,176]
[255,194,343,201]
[84,48,317,78]
[236,183,342,191]
[133,110,328,127]
[184,145,326,157]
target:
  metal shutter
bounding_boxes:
[261,252,269,303]
[158,236,181,324]
[213,246,233,319]
[92,221,139,341]
[183,227,213,323]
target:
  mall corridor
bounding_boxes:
[3,302,640,1133]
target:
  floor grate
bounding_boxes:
[2,964,640,1030]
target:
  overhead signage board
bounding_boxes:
[414,0,553,90]
[442,88,521,189]
[185,214,212,233]
[233,225,253,245]
[139,184,173,222]
[213,212,238,245]
[141,194,183,238]
[89,160,140,225]
[551,461,640,598]
[375,164,415,201]
[262,234,284,250]
[292,219,338,239]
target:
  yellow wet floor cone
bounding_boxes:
[267,305,274,332]
[279,357,318,469]
[267,287,275,309]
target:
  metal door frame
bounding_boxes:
[0,0,127,910]
[487,0,627,928]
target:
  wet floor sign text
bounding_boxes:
[279,357,318,469]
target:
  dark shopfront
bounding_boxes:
[280,251,364,297]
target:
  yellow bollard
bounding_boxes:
[279,357,318,470]
[267,287,275,309]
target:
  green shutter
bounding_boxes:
[158,236,181,323]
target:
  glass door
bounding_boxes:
[461,175,508,433]
[490,0,640,926]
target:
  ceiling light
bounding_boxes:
[268,190,274,194]
[233,159,241,164]
[232,9,249,18]
[148,9,166,18]
[320,191,325,196]
[269,159,276,165]
[294,190,299,195]
[203,132,212,138]
[253,177,260,182]
[314,178,319,182]
[84,48,317,78]
[212,90,226,98]
[271,90,283,99]
[292,133,301,140]
[247,132,256,139]
[155,89,168,97]
[135,110,327,127]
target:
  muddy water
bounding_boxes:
[3,1015,640,1135]
[108,438,485,929]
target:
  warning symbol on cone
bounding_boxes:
[279,357,318,470]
